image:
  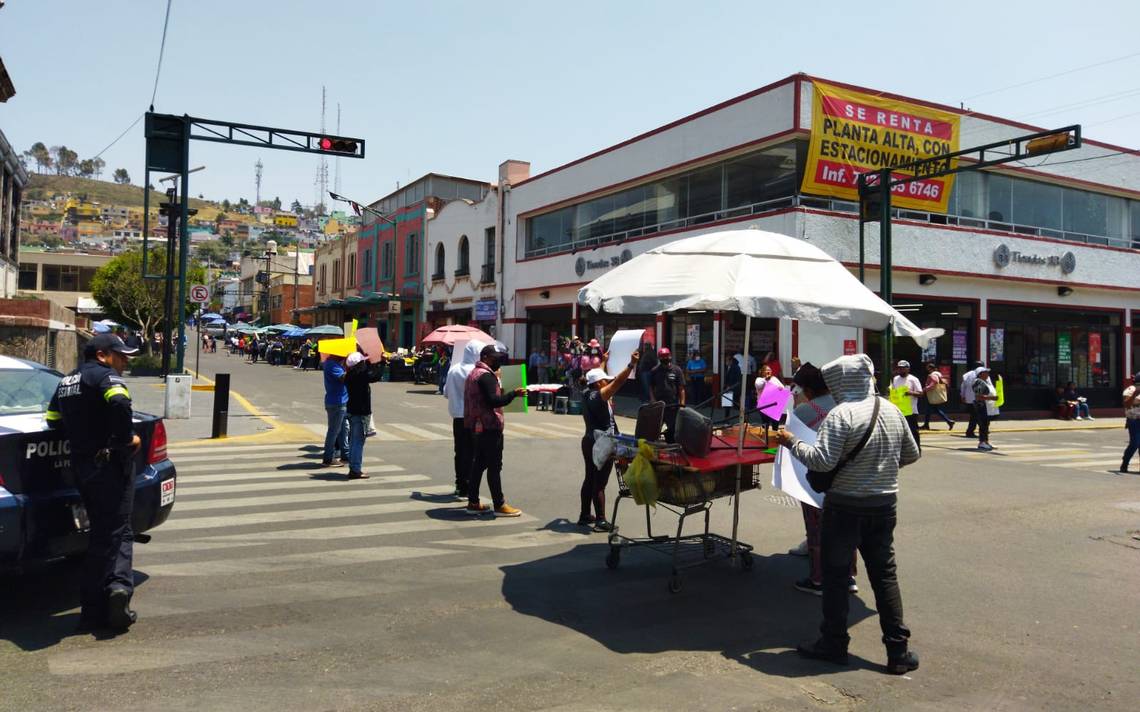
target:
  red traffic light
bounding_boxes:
[318,136,358,154]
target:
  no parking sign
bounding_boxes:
[190,284,210,303]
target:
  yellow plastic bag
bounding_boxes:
[624,440,659,507]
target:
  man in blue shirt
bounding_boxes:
[322,354,350,466]
[686,350,708,407]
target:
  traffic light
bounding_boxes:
[318,136,359,155]
[1026,130,1075,156]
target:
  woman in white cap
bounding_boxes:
[578,350,639,531]
[971,366,998,452]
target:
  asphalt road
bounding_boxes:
[2,350,1138,711]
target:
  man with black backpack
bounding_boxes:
[774,353,921,675]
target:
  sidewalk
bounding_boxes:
[124,372,284,445]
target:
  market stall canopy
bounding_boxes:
[306,324,345,336]
[576,228,943,347]
[282,328,308,338]
[199,312,223,320]
[421,324,494,347]
[266,323,299,333]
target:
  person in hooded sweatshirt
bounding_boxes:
[444,340,486,499]
[774,354,921,676]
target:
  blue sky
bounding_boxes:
[2,0,1138,206]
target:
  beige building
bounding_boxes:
[17,249,112,312]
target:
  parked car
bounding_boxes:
[0,355,177,572]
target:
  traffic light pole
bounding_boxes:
[856,124,1081,390]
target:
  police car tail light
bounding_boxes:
[147,421,168,464]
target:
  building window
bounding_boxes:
[41,264,82,292]
[404,232,419,276]
[332,259,341,290]
[319,264,327,294]
[381,242,393,279]
[456,236,469,276]
[347,254,356,287]
[18,264,37,290]
[363,249,372,283]
[434,243,445,279]
[484,227,495,268]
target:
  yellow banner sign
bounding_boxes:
[801,82,960,213]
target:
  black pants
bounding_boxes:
[904,414,921,451]
[469,430,505,508]
[75,455,135,623]
[820,503,910,657]
[580,435,613,520]
[452,418,473,494]
[964,403,978,436]
[974,402,990,442]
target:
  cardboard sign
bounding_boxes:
[499,364,528,414]
[356,327,385,363]
[756,380,793,421]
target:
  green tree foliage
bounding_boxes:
[28,142,52,173]
[91,248,205,353]
[195,240,230,267]
[222,199,231,212]
[113,168,131,184]
[290,199,303,214]
[50,146,79,176]
[272,196,282,211]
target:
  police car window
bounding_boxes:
[0,369,62,414]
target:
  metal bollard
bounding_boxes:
[211,373,230,439]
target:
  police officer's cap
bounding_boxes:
[84,333,139,359]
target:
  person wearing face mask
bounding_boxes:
[650,347,686,443]
[464,344,527,517]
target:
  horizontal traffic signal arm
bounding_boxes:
[184,116,365,158]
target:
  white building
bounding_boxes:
[0,128,26,298]
[496,74,1140,412]
[424,171,514,337]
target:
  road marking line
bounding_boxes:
[999,450,1092,461]
[174,485,454,511]
[1045,458,1128,469]
[190,513,541,543]
[179,474,431,495]
[385,423,449,440]
[175,464,404,483]
[175,457,390,474]
[169,451,347,464]
[139,545,452,577]
[167,443,318,456]
[508,423,575,438]
[160,500,436,531]
[538,421,590,435]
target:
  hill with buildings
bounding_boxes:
[25,174,212,212]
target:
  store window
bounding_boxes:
[1011,179,1063,233]
[18,264,37,290]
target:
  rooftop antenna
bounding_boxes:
[333,103,342,195]
[315,86,329,215]
[254,158,263,207]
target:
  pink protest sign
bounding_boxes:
[756,380,793,421]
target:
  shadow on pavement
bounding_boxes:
[500,544,877,676]
[0,565,150,651]
[404,388,442,396]
[538,518,593,536]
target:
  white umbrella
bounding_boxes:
[577,227,945,557]
[577,228,942,347]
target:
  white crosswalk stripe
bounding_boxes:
[180,473,430,495]
[930,436,1127,474]
[278,419,587,444]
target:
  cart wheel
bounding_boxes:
[605,547,621,570]
[668,575,683,594]
[740,552,754,570]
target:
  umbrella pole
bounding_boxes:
[731,315,750,561]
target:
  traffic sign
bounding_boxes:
[190,284,210,303]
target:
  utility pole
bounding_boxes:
[315,86,329,215]
[255,159,263,208]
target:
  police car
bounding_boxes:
[0,355,177,572]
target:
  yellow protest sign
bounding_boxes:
[995,376,1005,408]
[801,81,960,213]
[889,386,913,416]
[317,320,359,358]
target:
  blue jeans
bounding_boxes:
[324,404,349,462]
[1075,402,1091,418]
[347,414,368,473]
[1123,419,1140,468]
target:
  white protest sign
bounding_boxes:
[606,329,645,378]
[772,411,824,509]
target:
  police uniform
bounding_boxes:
[47,334,139,631]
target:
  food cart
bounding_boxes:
[577,227,941,589]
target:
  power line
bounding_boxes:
[91,112,144,161]
[150,0,175,110]
[963,51,1140,101]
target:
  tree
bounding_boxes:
[290,199,303,214]
[91,248,206,354]
[195,240,230,267]
[214,212,228,226]
[113,168,131,184]
[28,142,51,174]
[78,159,95,178]
[222,199,231,212]
[271,196,282,211]
[92,157,106,179]
[51,145,78,176]
[219,232,235,248]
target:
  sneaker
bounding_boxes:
[1086,415,1094,421]
[465,502,490,514]
[1119,462,1130,474]
[796,638,849,665]
[788,539,809,557]
[918,424,930,430]
[592,519,613,532]
[948,420,956,431]
[848,577,859,594]
[576,514,597,526]
[347,471,369,479]
[886,650,920,675]
[452,487,468,499]
[964,431,976,439]
[365,430,377,437]
[977,443,993,451]
[1074,415,1083,420]
[106,588,137,632]
[494,504,522,518]
[336,458,350,466]
[794,578,823,596]
[320,459,346,468]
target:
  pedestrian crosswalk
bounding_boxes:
[929,435,1129,474]
[299,419,586,442]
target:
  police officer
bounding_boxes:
[47,333,141,633]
